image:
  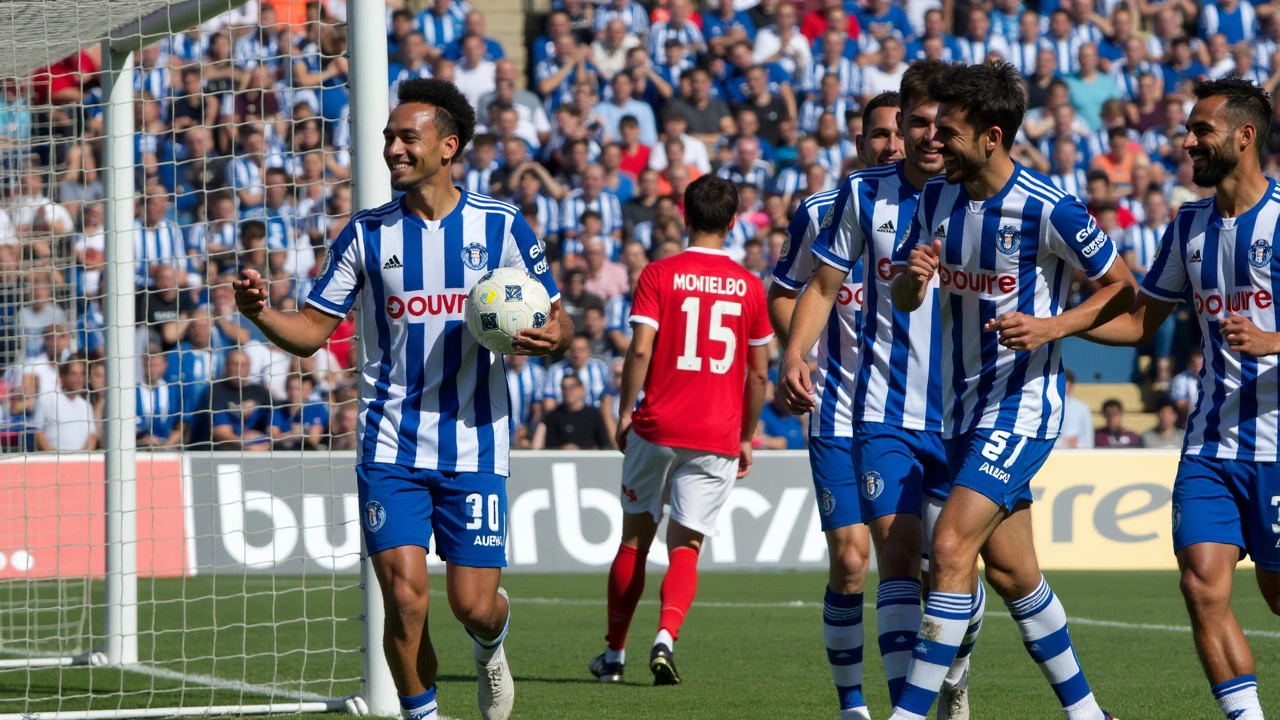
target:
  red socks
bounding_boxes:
[606,544,647,651]
[658,547,700,640]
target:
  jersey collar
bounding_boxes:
[685,245,730,256]
[397,187,468,231]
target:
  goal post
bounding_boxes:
[0,0,396,716]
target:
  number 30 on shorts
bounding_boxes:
[981,430,1028,480]
[465,493,502,532]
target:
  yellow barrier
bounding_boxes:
[1028,450,1250,570]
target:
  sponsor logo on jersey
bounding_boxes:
[316,247,333,276]
[1192,288,1272,317]
[1080,232,1109,258]
[877,220,896,234]
[932,224,947,239]
[938,267,1017,294]
[819,488,836,516]
[836,284,864,307]
[382,254,403,270]
[386,292,470,320]
[534,259,549,274]
[473,535,504,547]
[995,225,1021,255]
[505,285,523,301]
[672,274,750,296]
[1250,237,1272,268]
[860,471,884,501]
[364,501,386,532]
[779,235,791,260]
[1074,216,1097,244]
[462,242,489,270]
[1188,248,1202,263]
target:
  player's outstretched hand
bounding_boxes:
[1222,314,1280,356]
[616,415,632,453]
[778,353,815,415]
[906,239,942,290]
[737,441,753,479]
[513,303,568,356]
[233,268,269,319]
[985,311,1056,352]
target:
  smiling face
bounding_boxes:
[902,98,943,177]
[383,103,459,191]
[933,102,993,183]
[1183,95,1245,188]
[860,105,903,167]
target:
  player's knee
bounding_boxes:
[448,590,498,630]
[830,541,868,589]
[928,526,971,579]
[384,575,429,626]
[1179,566,1230,611]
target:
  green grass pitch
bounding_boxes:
[0,571,1276,718]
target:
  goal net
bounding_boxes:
[0,0,384,716]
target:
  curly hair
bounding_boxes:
[396,78,477,156]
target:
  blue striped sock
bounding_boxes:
[399,686,438,720]
[876,576,923,705]
[889,591,971,720]
[1212,675,1263,719]
[823,586,866,712]
[946,581,986,685]
[1008,576,1103,720]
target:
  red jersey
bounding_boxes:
[629,247,773,456]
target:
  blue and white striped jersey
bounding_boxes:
[1199,1,1258,44]
[540,357,613,407]
[228,157,264,215]
[306,191,560,474]
[775,188,865,437]
[1049,169,1088,200]
[134,219,188,288]
[716,160,774,192]
[648,20,706,57]
[137,381,181,440]
[817,140,858,177]
[798,99,854,136]
[464,159,499,195]
[187,221,238,257]
[895,164,1119,439]
[558,190,624,237]
[605,293,633,340]
[1141,180,1280,461]
[1005,41,1040,77]
[415,8,465,48]
[957,35,1011,65]
[814,162,944,433]
[803,58,862,101]
[506,361,546,432]
[1040,35,1083,75]
[594,2,650,37]
[1124,221,1166,277]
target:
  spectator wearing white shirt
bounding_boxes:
[752,2,811,80]
[20,275,66,359]
[454,33,497,110]
[859,36,909,101]
[1171,349,1203,426]
[9,171,74,260]
[34,358,98,452]
[1056,369,1096,449]
[957,8,1011,64]
[591,19,641,82]
[646,111,711,173]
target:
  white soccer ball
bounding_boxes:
[466,267,552,355]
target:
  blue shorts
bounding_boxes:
[356,463,508,567]
[946,429,1055,512]
[1172,455,1280,572]
[810,436,861,531]
[850,422,950,523]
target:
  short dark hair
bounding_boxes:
[1193,76,1274,161]
[683,175,739,235]
[396,78,477,156]
[900,60,955,111]
[472,133,496,149]
[927,61,1026,151]
[619,114,639,128]
[1086,170,1111,185]
[861,91,900,129]
[1102,398,1124,413]
[1153,395,1176,414]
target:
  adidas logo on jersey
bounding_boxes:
[383,255,403,270]
[933,225,947,239]
[877,220,896,234]
[1188,249,1203,263]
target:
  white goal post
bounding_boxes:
[0,0,395,717]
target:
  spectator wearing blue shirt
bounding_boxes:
[416,0,466,56]
[758,380,806,449]
[387,8,415,58]
[389,34,435,104]
[1199,0,1258,44]
[905,9,962,61]
[211,352,273,452]
[592,72,658,146]
[137,349,184,449]
[532,11,573,68]
[272,375,328,451]
[535,35,600,114]
[593,0,650,39]
[167,310,222,425]
[442,11,506,62]
[704,0,757,55]
[1160,36,1209,92]
[857,0,915,43]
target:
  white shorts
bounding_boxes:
[620,430,738,537]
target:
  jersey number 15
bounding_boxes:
[676,297,741,375]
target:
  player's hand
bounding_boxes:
[233,268,268,319]
[513,305,567,356]
[906,240,942,291]
[616,414,632,453]
[985,311,1058,352]
[737,440,753,479]
[1221,314,1280,356]
[778,352,815,415]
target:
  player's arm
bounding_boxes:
[615,322,655,452]
[779,262,845,414]
[1076,290,1176,346]
[890,207,938,312]
[235,268,344,357]
[766,282,800,347]
[507,212,574,356]
[738,343,769,478]
[531,422,548,450]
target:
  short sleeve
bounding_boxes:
[1140,221,1188,302]
[628,263,662,330]
[891,202,926,266]
[812,180,863,273]
[1046,197,1118,280]
[748,282,775,346]
[772,205,818,290]
[305,221,364,318]
[502,212,561,303]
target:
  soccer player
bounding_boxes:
[780,64,986,720]
[888,62,1135,720]
[589,175,772,686]
[232,79,572,720]
[1080,78,1279,720]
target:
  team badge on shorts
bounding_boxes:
[1171,503,1181,533]
[364,501,386,532]
[462,242,489,270]
[861,471,884,501]
[1249,237,1272,268]
[819,488,836,516]
[996,225,1021,255]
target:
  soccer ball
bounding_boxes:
[465,267,552,355]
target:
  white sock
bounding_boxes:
[654,628,674,651]
[1213,675,1264,719]
[468,602,510,664]
[876,577,922,705]
[605,647,625,665]
[1007,577,1102,720]
[945,582,985,687]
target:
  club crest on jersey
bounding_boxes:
[505,285,523,301]
[820,205,836,229]
[819,488,836,517]
[996,225,1021,255]
[364,501,386,532]
[860,471,884,501]
[1249,238,1272,268]
[1171,503,1181,534]
[533,312,547,328]
[481,312,499,331]
[462,242,489,270]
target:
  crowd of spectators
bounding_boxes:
[2,0,1270,453]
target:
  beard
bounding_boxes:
[1190,143,1238,187]
[943,150,982,184]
